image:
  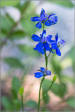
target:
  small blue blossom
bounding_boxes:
[32,30,52,54]
[51,33,61,56]
[58,39,66,47]
[34,67,51,78]
[31,8,58,29]
[48,33,65,56]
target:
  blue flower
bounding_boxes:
[58,39,66,47]
[34,67,51,78]
[31,8,58,29]
[48,33,65,56]
[32,30,51,54]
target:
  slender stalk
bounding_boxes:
[38,23,48,112]
[21,95,24,112]
[48,80,54,90]
[43,23,44,31]
[45,51,48,70]
[38,76,45,112]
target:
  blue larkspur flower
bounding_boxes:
[34,67,51,78]
[48,33,65,56]
[31,8,58,29]
[58,39,66,47]
[32,30,52,54]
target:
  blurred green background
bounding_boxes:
[0,0,75,111]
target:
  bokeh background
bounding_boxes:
[0,0,75,111]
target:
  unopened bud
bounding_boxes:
[53,75,56,81]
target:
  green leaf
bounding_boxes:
[18,45,40,57]
[0,29,8,39]
[51,56,62,76]
[11,76,21,99]
[62,75,75,84]
[25,100,37,108]
[67,46,75,62]
[0,0,20,7]
[10,30,26,40]
[16,1,30,14]
[6,13,15,24]
[49,0,73,8]
[42,79,67,98]
[51,82,67,98]
[0,14,15,39]
[42,79,51,93]
[2,96,13,110]
[42,91,50,104]
[4,57,24,69]
[66,96,75,108]
[12,99,21,110]
[0,15,14,32]
[21,18,37,37]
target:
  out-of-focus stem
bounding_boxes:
[45,51,48,70]
[38,76,45,112]
[21,95,24,112]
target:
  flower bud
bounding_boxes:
[53,75,56,81]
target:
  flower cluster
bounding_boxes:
[31,8,65,78]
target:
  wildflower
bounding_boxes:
[34,67,51,78]
[31,8,58,29]
[32,30,52,54]
[48,33,65,56]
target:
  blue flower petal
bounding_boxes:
[58,39,66,45]
[41,30,46,38]
[43,42,50,51]
[34,72,43,78]
[51,43,57,49]
[34,42,44,54]
[48,14,58,25]
[36,22,42,29]
[40,8,45,18]
[55,33,58,42]
[46,70,51,75]
[56,47,61,56]
[45,20,51,26]
[47,35,54,43]
[40,67,45,72]
[32,34,40,42]
[31,17,40,22]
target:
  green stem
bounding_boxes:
[45,51,48,69]
[38,23,48,112]
[43,23,44,31]
[21,95,24,112]
[38,77,45,112]
[49,80,54,90]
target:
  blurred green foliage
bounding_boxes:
[0,1,39,75]
[2,76,37,111]
[42,79,67,98]
[66,96,75,108]
[0,0,20,7]
[25,100,37,109]
[4,57,24,69]
[2,76,21,111]
[18,45,40,57]
[49,0,74,8]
